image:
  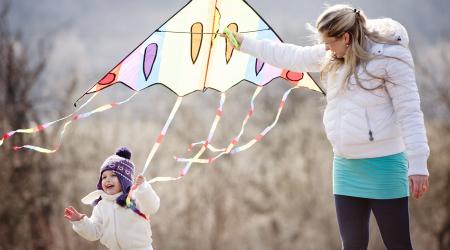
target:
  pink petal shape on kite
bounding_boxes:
[255,58,264,76]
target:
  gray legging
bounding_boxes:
[334,195,413,250]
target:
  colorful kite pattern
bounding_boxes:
[1,0,325,183]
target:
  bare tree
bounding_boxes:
[411,43,450,250]
[0,1,73,249]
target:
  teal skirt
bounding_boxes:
[333,152,409,199]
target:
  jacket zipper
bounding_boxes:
[364,109,374,141]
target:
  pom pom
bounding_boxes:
[115,147,131,160]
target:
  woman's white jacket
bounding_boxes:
[239,22,429,176]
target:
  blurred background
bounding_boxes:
[1,0,449,249]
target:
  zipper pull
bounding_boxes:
[365,109,374,142]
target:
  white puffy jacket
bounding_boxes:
[72,182,160,250]
[239,19,429,176]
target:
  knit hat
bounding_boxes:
[97,147,135,195]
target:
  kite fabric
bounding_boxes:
[2,0,325,184]
[77,0,323,100]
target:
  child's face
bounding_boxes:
[101,170,122,195]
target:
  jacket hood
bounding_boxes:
[367,18,409,47]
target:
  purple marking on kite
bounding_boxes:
[143,43,158,80]
[255,59,265,76]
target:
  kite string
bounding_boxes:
[140,96,183,176]
[13,92,138,153]
[156,28,270,35]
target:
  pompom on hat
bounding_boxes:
[97,147,135,195]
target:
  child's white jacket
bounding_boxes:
[71,182,160,250]
[239,19,429,176]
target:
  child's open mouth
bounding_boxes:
[105,184,114,189]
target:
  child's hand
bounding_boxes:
[135,175,146,186]
[64,206,85,221]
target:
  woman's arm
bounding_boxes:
[384,45,430,176]
[239,35,326,73]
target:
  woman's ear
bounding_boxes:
[343,32,351,45]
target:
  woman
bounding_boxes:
[225,4,429,249]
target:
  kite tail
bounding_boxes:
[212,85,263,156]
[174,92,226,174]
[187,141,224,152]
[184,92,227,153]
[0,93,98,148]
[185,85,299,163]
[227,85,299,155]
[12,92,138,153]
[188,86,263,155]
[140,96,183,176]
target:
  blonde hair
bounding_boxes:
[316,4,404,90]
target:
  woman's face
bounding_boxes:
[101,170,122,195]
[321,32,350,58]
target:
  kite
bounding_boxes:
[1,0,324,182]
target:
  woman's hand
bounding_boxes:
[64,206,85,221]
[220,30,243,49]
[409,175,429,199]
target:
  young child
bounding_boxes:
[64,147,160,250]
